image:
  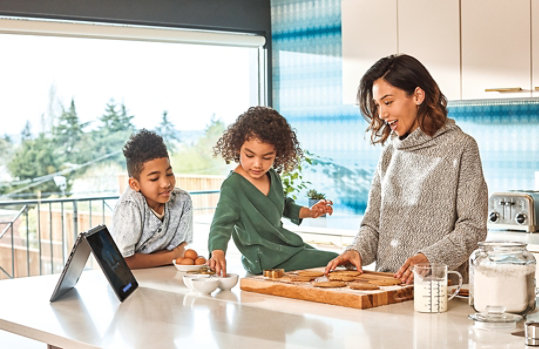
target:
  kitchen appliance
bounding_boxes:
[487,191,539,232]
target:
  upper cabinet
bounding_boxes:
[398,0,460,101]
[461,0,532,99]
[341,0,397,105]
[533,0,539,97]
[342,0,537,102]
[342,0,459,104]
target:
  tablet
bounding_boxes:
[50,225,138,302]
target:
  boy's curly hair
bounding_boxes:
[213,106,302,173]
[123,129,169,179]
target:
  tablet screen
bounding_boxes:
[84,225,138,302]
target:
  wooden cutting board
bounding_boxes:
[240,268,413,310]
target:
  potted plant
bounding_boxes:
[307,189,326,206]
[307,189,327,217]
[281,154,313,201]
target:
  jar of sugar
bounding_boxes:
[469,241,536,315]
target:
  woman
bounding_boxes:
[325,54,487,284]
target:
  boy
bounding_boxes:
[111,129,193,269]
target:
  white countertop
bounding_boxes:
[0,265,532,348]
[487,229,539,251]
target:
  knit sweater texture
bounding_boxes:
[348,119,488,281]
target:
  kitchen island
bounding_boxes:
[0,265,529,348]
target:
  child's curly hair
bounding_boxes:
[213,106,303,173]
[123,129,169,179]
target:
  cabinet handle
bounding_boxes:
[484,87,523,93]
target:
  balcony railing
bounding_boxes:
[0,190,219,279]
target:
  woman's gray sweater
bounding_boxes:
[348,119,488,281]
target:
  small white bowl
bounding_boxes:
[190,278,219,295]
[183,273,210,289]
[217,273,239,291]
[172,259,206,272]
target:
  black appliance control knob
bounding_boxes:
[516,213,527,225]
[488,212,499,223]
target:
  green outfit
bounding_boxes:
[208,169,338,274]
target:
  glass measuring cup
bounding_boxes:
[413,263,463,313]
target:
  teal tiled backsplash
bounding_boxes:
[271,0,539,214]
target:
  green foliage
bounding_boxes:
[4,99,141,198]
[0,134,14,163]
[91,100,136,166]
[20,121,32,141]
[7,133,61,196]
[155,111,181,153]
[307,189,326,200]
[281,154,312,201]
[51,99,92,192]
[171,117,228,175]
[52,99,87,160]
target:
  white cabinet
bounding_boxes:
[398,0,460,100]
[341,0,460,104]
[533,0,539,97]
[342,0,536,102]
[341,0,397,104]
[461,0,532,99]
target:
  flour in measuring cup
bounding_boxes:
[473,263,535,313]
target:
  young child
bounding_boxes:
[111,129,193,269]
[208,106,338,276]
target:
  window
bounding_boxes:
[0,17,267,198]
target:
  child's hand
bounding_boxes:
[209,249,227,276]
[171,242,187,260]
[308,199,333,218]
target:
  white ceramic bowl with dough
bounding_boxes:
[217,273,239,291]
[183,273,210,289]
[190,278,219,295]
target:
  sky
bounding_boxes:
[0,33,258,138]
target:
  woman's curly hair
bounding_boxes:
[358,54,448,145]
[123,129,169,179]
[213,106,302,173]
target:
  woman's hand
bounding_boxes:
[301,199,334,218]
[394,253,429,284]
[209,249,227,277]
[324,249,362,275]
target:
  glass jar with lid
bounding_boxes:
[469,241,536,315]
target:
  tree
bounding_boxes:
[7,133,60,197]
[171,117,228,175]
[92,100,135,166]
[155,111,180,153]
[0,134,14,162]
[52,99,90,165]
[21,121,32,141]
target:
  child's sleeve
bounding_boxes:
[110,200,143,258]
[283,197,303,226]
[167,191,194,249]
[208,183,240,254]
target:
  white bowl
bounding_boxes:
[217,273,239,291]
[183,273,210,289]
[172,259,206,272]
[190,278,219,295]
